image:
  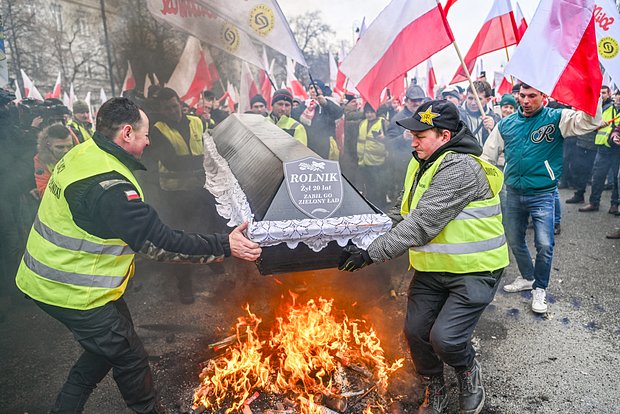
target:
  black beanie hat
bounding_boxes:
[250,94,267,106]
[271,89,293,105]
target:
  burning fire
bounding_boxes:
[193,295,404,414]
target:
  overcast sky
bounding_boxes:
[279,0,541,89]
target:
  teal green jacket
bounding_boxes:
[499,106,565,194]
[483,103,602,195]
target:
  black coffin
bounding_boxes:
[208,114,387,275]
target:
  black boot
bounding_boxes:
[456,359,485,414]
[418,375,448,414]
[565,193,584,204]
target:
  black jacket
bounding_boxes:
[292,99,344,158]
[64,133,230,262]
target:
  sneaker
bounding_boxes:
[457,359,485,414]
[418,376,448,414]
[606,228,620,239]
[503,276,534,293]
[609,205,619,215]
[531,288,548,313]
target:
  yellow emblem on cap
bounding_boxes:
[418,106,440,126]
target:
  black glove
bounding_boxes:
[338,245,373,272]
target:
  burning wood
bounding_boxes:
[192,297,404,414]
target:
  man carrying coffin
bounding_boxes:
[339,100,508,414]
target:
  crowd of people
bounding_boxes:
[0,73,617,414]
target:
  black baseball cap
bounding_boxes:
[396,100,460,132]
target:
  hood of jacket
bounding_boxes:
[413,120,482,180]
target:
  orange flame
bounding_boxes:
[193,298,404,413]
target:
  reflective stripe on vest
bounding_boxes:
[401,151,509,273]
[33,216,133,256]
[454,204,502,220]
[412,234,506,254]
[595,105,617,147]
[154,116,205,191]
[23,251,127,288]
[15,139,142,310]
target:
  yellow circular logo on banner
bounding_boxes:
[221,24,240,52]
[599,37,619,59]
[249,4,274,37]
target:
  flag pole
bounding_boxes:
[267,74,277,90]
[434,0,486,115]
[499,17,514,87]
[451,41,487,116]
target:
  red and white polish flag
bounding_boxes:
[167,37,214,107]
[21,69,43,101]
[52,72,62,99]
[443,0,458,16]
[121,62,136,93]
[340,0,454,110]
[505,0,602,116]
[259,47,274,109]
[450,0,519,84]
[427,59,437,98]
[515,1,528,38]
[286,58,308,100]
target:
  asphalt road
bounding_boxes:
[1,188,619,414]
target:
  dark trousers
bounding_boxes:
[357,164,387,210]
[35,298,159,413]
[404,269,503,377]
[561,139,578,187]
[572,146,598,197]
[588,145,620,207]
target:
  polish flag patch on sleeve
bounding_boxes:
[124,190,141,201]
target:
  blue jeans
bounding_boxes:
[504,191,555,289]
[554,189,561,226]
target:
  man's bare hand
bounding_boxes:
[31,116,44,128]
[482,116,495,131]
[611,132,620,146]
[229,222,262,261]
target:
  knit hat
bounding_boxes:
[272,89,293,105]
[511,83,521,94]
[405,84,426,100]
[250,94,267,106]
[500,93,517,108]
[309,79,332,96]
[441,85,460,100]
[396,100,460,132]
[363,102,376,113]
[73,100,89,114]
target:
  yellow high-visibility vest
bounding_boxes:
[67,120,93,143]
[401,151,509,273]
[595,104,617,147]
[154,115,205,191]
[357,118,387,166]
[16,139,143,310]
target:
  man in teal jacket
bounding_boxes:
[482,83,603,314]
